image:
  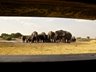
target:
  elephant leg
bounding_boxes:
[31,39,34,43]
[27,39,30,43]
[67,40,70,43]
[29,39,31,43]
[41,40,43,43]
[36,39,38,43]
[52,39,54,43]
[37,38,39,43]
[26,40,28,43]
[23,39,25,43]
[53,39,55,43]
[54,39,57,43]
[43,39,45,43]
[55,39,58,43]
[51,39,53,43]
[55,38,57,43]
[63,38,66,43]
[42,40,43,43]
[52,39,53,42]
[54,39,56,43]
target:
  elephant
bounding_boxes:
[48,31,55,42]
[54,30,72,43]
[38,32,47,43]
[54,30,66,42]
[21,35,31,43]
[64,31,72,43]
[71,36,76,42]
[30,31,39,43]
[25,36,32,43]
[45,35,51,43]
[21,35,26,43]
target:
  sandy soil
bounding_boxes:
[0,39,96,55]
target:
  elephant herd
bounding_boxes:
[22,30,76,43]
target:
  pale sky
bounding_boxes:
[0,16,96,38]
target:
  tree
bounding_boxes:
[10,33,15,38]
[14,32,22,38]
[0,33,12,40]
[4,36,12,40]
[0,32,23,40]
[1,33,9,38]
[87,36,90,39]
[10,32,22,38]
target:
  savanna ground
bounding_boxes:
[0,38,96,55]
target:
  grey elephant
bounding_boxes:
[21,35,27,43]
[21,35,31,43]
[38,32,47,43]
[54,30,66,42]
[54,30,72,43]
[25,36,32,43]
[71,36,76,42]
[64,31,72,43]
[48,31,55,42]
[30,31,39,43]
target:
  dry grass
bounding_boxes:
[0,40,96,55]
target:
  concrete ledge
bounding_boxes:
[0,53,96,62]
[0,1,96,20]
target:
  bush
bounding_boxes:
[0,33,22,40]
[10,33,22,38]
[3,36,12,41]
[1,33,9,38]
[87,36,90,39]
[5,37,12,40]
[0,33,12,40]
[77,37,82,39]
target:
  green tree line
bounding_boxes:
[0,33,22,40]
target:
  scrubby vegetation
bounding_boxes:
[0,33,22,40]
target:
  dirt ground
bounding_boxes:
[0,39,96,55]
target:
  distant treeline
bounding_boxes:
[0,33,22,40]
